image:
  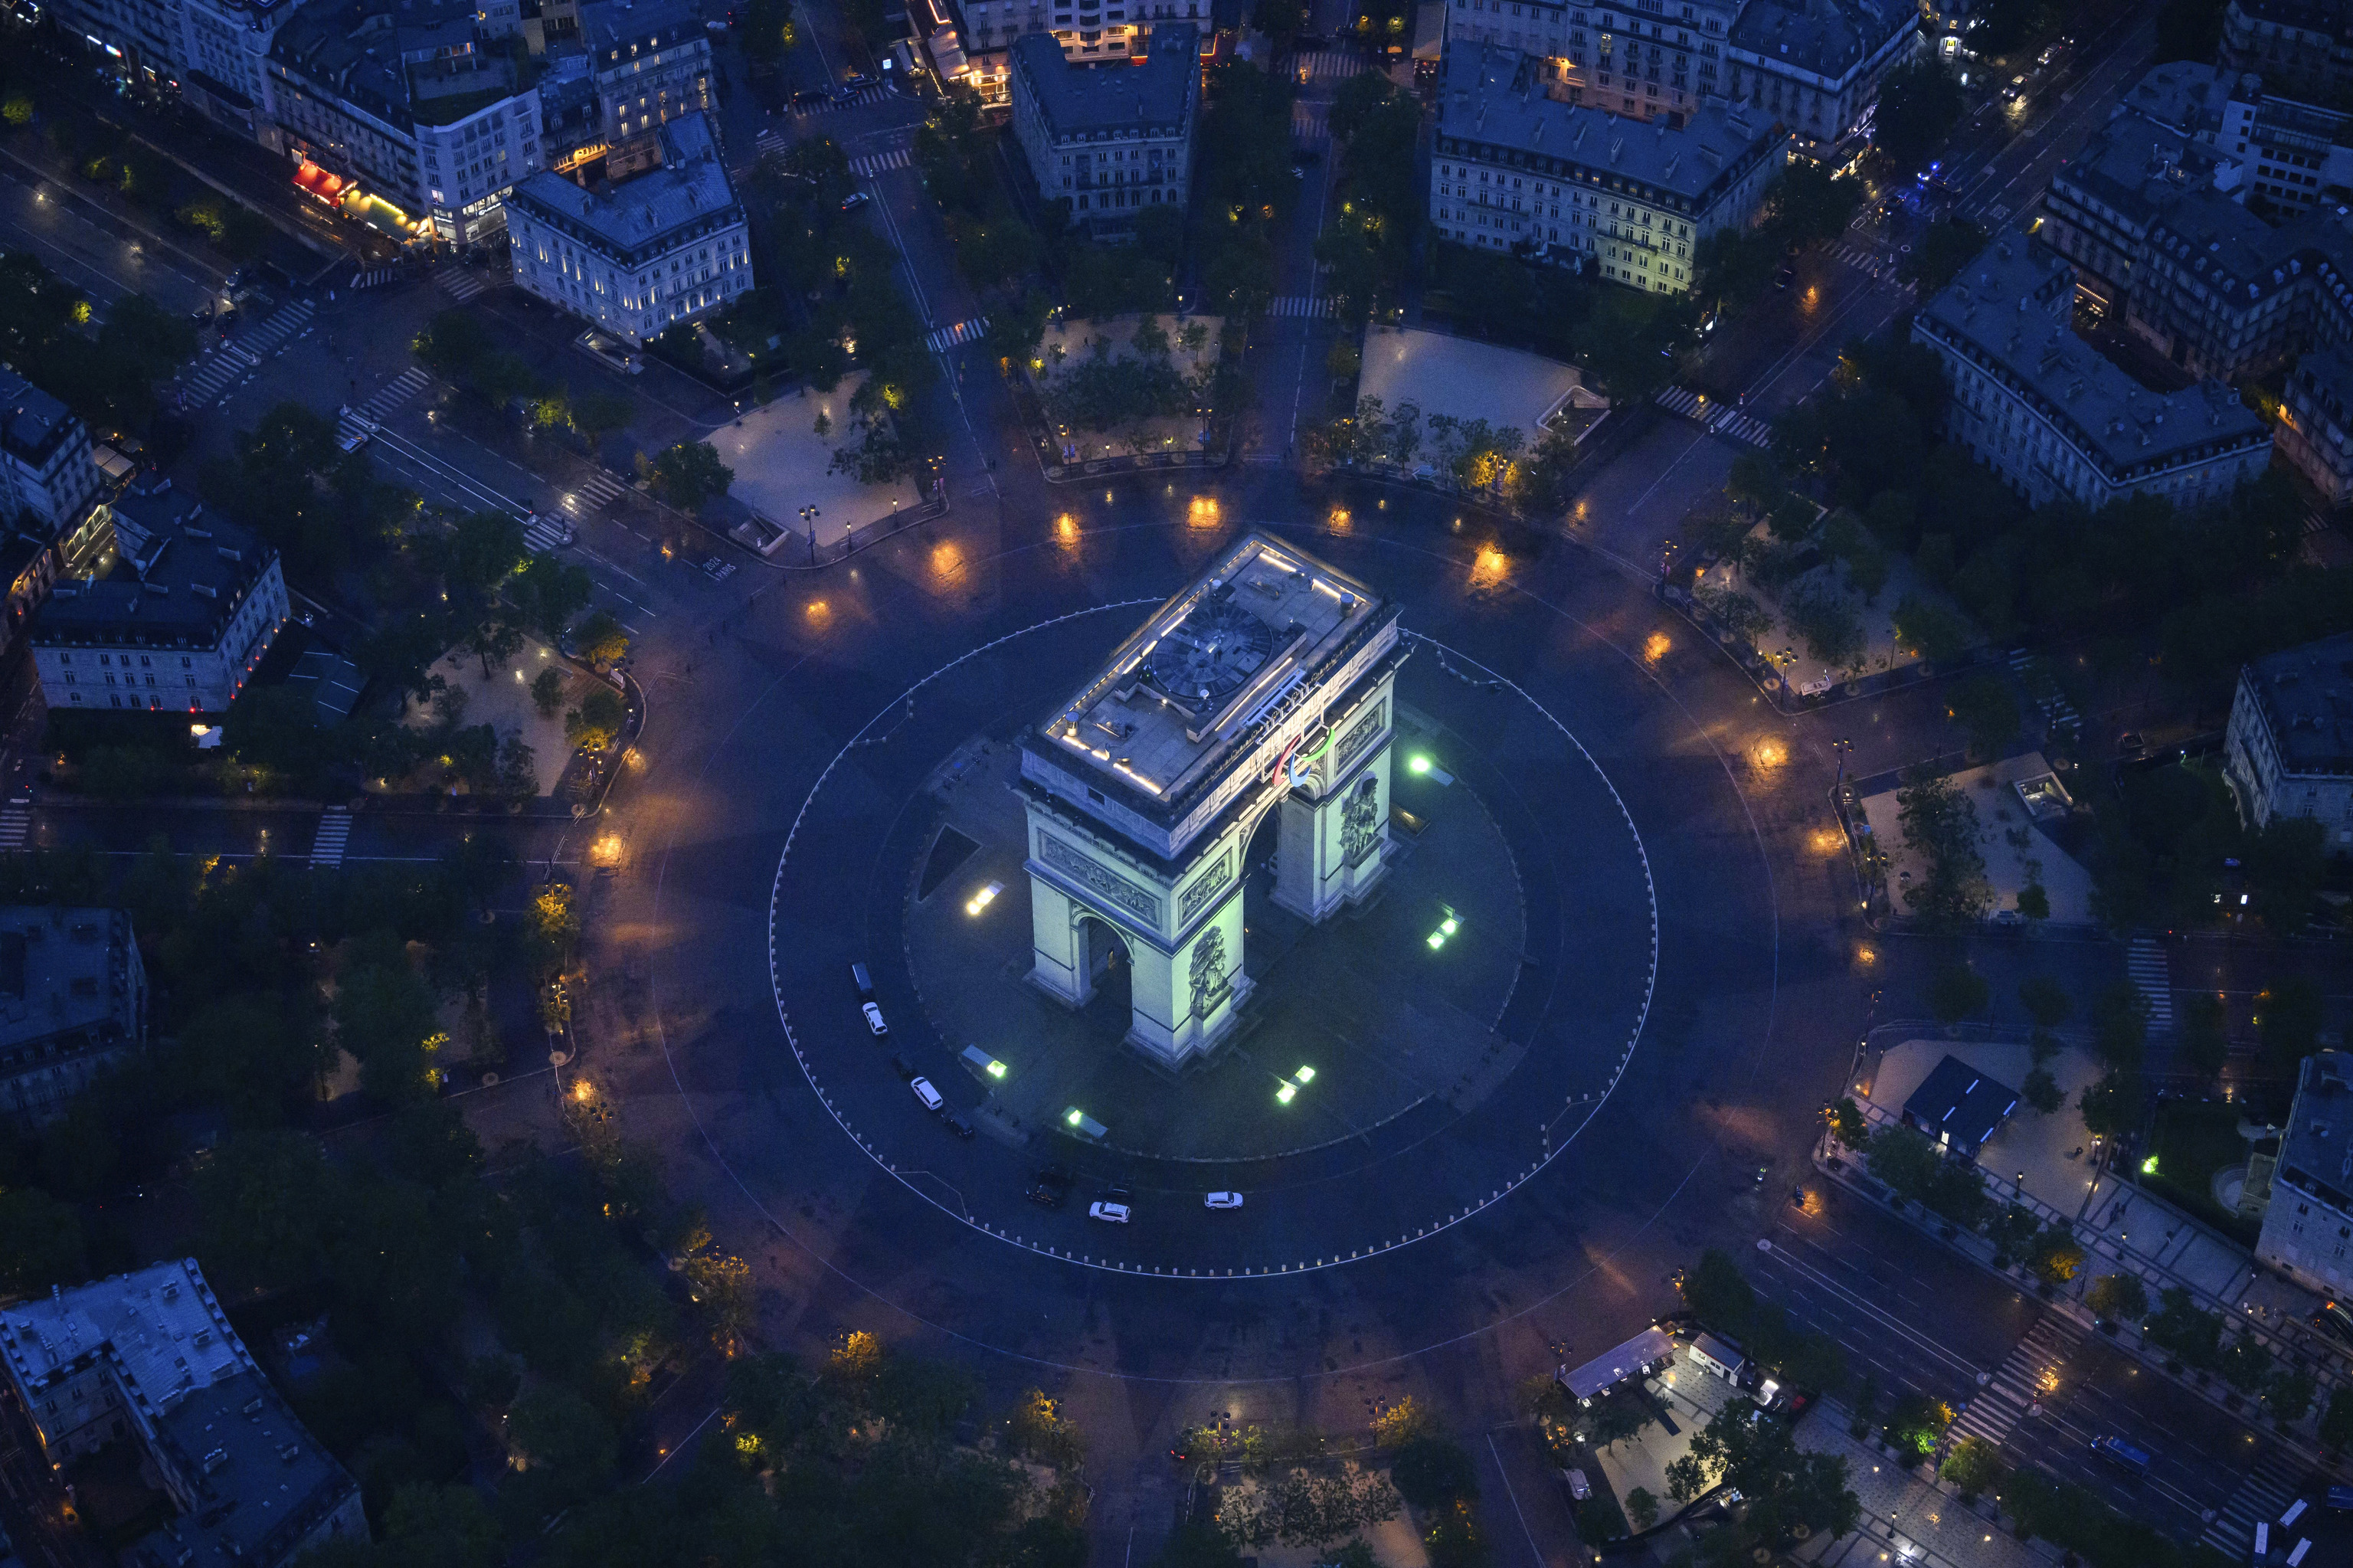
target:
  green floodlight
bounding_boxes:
[1294,1066,1316,1085]
[987,1059,1008,1079]
[1409,755,1432,774]
[1276,1082,1298,1105]
[1066,1108,1084,1127]
[1427,931,1446,950]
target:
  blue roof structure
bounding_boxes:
[1900,1055,2019,1157]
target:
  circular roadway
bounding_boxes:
[635,496,1806,1381]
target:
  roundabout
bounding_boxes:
[636,493,1805,1377]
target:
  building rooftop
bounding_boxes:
[1727,0,1916,85]
[1011,23,1198,138]
[1558,1326,1674,1400]
[2243,630,2353,773]
[1435,44,1784,211]
[0,907,139,1056]
[0,1259,252,1401]
[1023,531,1391,836]
[2231,0,2353,43]
[1914,236,2271,476]
[506,111,738,260]
[30,477,278,652]
[123,1370,358,1568]
[582,0,704,62]
[0,366,87,473]
[2116,61,2240,138]
[2059,113,2232,224]
[269,0,513,132]
[1901,1054,2019,1153]
[2279,1050,2353,1210]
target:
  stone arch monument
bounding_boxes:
[1018,532,1404,1069]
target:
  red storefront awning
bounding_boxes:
[291,162,347,201]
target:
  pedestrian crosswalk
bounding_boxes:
[925,316,990,352]
[177,300,316,408]
[794,83,892,116]
[309,808,352,869]
[0,800,28,853]
[1828,241,1887,273]
[1268,295,1334,319]
[1294,49,1368,79]
[351,366,430,425]
[2201,1451,2304,1557]
[2126,937,2175,1035]
[755,128,790,161]
[561,471,630,518]
[2005,648,2080,739]
[1949,1313,2080,1449]
[524,513,573,552]
[1293,106,1330,140]
[1653,385,1771,447]
[850,147,911,176]
[438,267,493,302]
[347,265,404,289]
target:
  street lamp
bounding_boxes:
[1830,735,1853,793]
[799,504,821,563]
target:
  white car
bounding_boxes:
[1088,1201,1131,1223]
[910,1076,943,1111]
[1205,1192,1245,1210]
[862,1002,888,1036]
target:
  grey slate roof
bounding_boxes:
[1011,23,1198,139]
[31,478,277,650]
[268,0,488,131]
[2243,630,2353,773]
[124,1370,358,1568]
[2150,185,2353,306]
[1436,43,1784,212]
[1729,0,1916,83]
[0,908,139,1056]
[2062,112,2228,219]
[582,0,703,59]
[0,366,84,472]
[2279,1051,2353,1213]
[2116,61,2240,137]
[506,111,739,261]
[1914,237,2272,478]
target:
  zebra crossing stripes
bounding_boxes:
[795,84,892,116]
[2126,937,2175,1033]
[925,317,990,352]
[2005,649,2080,737]
[561,471,629,517]
[1268,296,1334,319]
[438,267,492,302]
[2200,1452,2304,1557]
[1949,1313,2080,1448]
[523,514,573,552]
[755,129,790,160]
[352,367,430,425]
[178,300,316,408]
[0,801,28,853]
[1829,242,1883,272]
[1653,386,1771,447]
[309,808,352,869]
[1294,50,1368,79]
[849,148,911,176]
[348,266,404,288]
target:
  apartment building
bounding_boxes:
[2257,1052,2353,1289]
[269,0,547,244]
[2220,85,2353,215]
[1009,23,1198,234]
[583,0,713,145]
[1442,0,1914,144]
[949,0,1211,101]
[0,908,146,1123]
[2276,349,2353,502]
[1428,42,1786,294]
[0,369,102,535]
[2041,110,2241,320]
[2223,630,2353,848]
[178,0,305,144]
[0,1260,364,1568]
[1911,236,2275,512]
[28,475,290,715]
[2219,0,2353,110]
[50,0,186,89]
[506,111,750,344]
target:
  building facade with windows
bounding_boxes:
[583,0,712,145]
[2276,349,2353,502]
[505,111,750,345]
[1442,0,1913,143]
[0,369,101,535]
[0,907,146,1123]
[267,0,547,246]
[1911,236,2275,512]
[950,0,1211,101]
[0,1260,365,1568]
[27,476,290,715]
[177,0,306,145]
[1428,43,1785,294]
[2257,1052,2353,1290]
[1009,24,1198,235]
[2219,0,2353,110]
[2222,630,2353,850]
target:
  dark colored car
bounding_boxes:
[1027,1165,1075,1208]
[889,1052,917,1080]
[943,1111,976,1139]
[2311,1299,2353,1353]
[841,191,871,211]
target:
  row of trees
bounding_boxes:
[0,250,198,438]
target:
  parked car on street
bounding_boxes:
[910,1075,943,1111]
[862,1001,888,1036]
[1205,1191,1244,1210]
[1088,1201,1131,1223]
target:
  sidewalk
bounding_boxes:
[1792,1402,2059,1568]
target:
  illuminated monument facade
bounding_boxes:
[1018,532,1405,1068]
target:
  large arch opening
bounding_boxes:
[1074,914,1134,1030]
